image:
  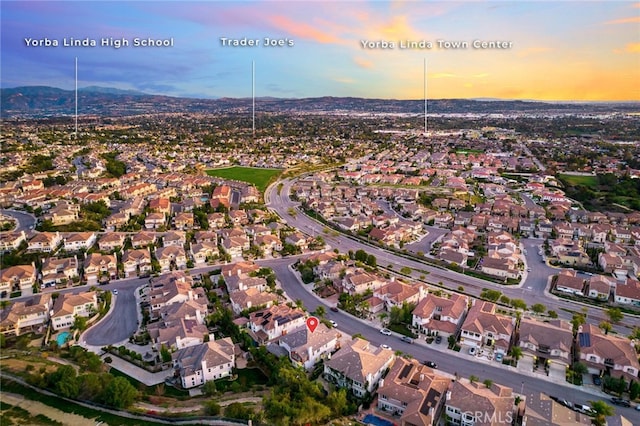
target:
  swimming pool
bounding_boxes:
[363,414,395,426]
[56,331,71,346]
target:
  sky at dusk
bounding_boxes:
[1,1,639,101]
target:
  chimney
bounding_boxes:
[446,391,452,401]
[420,374,425,381]
[379,378,384,388]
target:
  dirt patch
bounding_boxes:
[0,357,59,375]
[1,393,99,426]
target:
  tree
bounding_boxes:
[599,321,612,335]
[204,400,221,416]
[571,313,585,332]
[509,346,523,365]
[101,376,138,408]
[73,315,88,332]
[531,303,545,314]
[572,362,588,376]
[510,299,527,311]
[547,310,558,319]
[483,379,493,388]
[588,400,614,426]
[315,305,326,318]
[606,307,623,324]
[202,379,218,396]
[469,375,479,384]
[160,344,172,363]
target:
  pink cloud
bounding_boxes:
[604,16,640,25]
[266,15,340,44]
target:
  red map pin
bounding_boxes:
[306,316,319,333]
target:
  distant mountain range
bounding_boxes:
[1,86,638,118]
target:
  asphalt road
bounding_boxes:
[265,179,636,334]
[1,209,37,232]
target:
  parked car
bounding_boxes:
[469,347,477,355]
[574,404,595,416]
[112,289,118,295]
[591,374,602,386]
[381,344,392,350]
[435,335,442,344]
[329,320,337,327]
[422,361,437,368]
[330,306,339,312]
[611,397,631,407]
[400,336,414,344]
[380,328,392,336]
[495,353,504,362]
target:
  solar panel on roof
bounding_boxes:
[578,333,591,347]
[399,364,413,380]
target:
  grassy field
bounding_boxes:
[206,167,282,193]
[558,173,599,187]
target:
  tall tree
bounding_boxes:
[588,400,614,426]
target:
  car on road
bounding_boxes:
[380,328,392,335]
[400,336,414,344]
[330,306,339,312]
[574,404,595,416]
[469,347,477,356]
[526,268,531,272]
[435,335,442,344]
[112,289,118,295]
[422,361,437,368]
[329,320,337,327]
[381,344,392,350]
[611,397,631,407]
[591,374,602,386]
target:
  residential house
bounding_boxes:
[0,264,36,296]
[148,197,171,216]
[523,393,591,426]
[577,324,639,382]
[63,232,97,252]
[0,230,27,253]
[41,256,79,287]
[190,241,219,266]
[122,248,152,278]
[50,291,98,330]
[0,294,52,336]
[377,358,450,426]
[412,293,469,338]
[172,338,235,389]
[229,288,277,315]
[97,233,126,252]
[173,212,194,230]
[131,231,156,248]
[374,279,426,311]
[480,257,519,280]
[285,232,309,251]
[445,379,515,426]
[614,278,640,306]
[27,232,62,253]
[145,212,166,230]
[518,318,573,374]
[278,323,340,370]
[156,246,187,272]
[254,234,282,257]
[149,272,207,317]
[587,275,614,301]
[248,304,306,344]
[83,253,117,285]
[342,270,385,295]
[324,338,395,397]
[554,270,585,296]
[460,301,514,355]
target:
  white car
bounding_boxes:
[380,328,392,335]
[329,320,337,327]
[381,344,392,350]
[112,289,118,295]
[469,347,477,355]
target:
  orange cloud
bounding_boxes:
[615,42,640,53]
[353,57,374,69]
[267,15,340,43]
[604,16,640,24]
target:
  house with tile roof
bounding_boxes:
[0,294,52,336]
[248,304,306,344]
[412,292,469,338]
[460,301,515,355]
[518,318,573,374]
[577,323,639,382]
[172,338,235,389]
[278,322,340,370]
[377,358,450,426]
[324,338,395,397]
[51,291,98,330]
[444,378,515,426]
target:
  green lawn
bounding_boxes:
[206,167,283,193]
[558,173,598,187]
